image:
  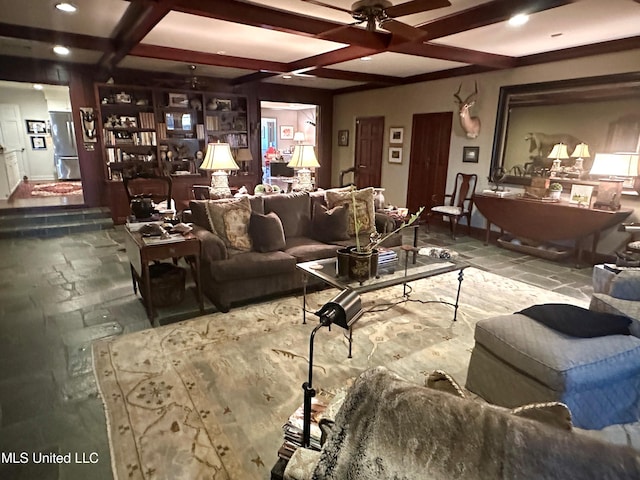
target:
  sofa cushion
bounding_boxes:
[208,250,296,282]
[249,212,286,253]
[263,192,311,238]
[204,196,252,251]
[326,187,376,236]
[284,236,341,263]
[310,203,350,243]
[518,303,631,337]
[189,200,212,231]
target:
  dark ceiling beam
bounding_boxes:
[418,0,573,41]
[130,44,289,72]
[0,22,113,52]
[392,42,516,69]
[286,45,380,74]
[230,71,280,87]
[98,0,172,72]
[172,0,389,50]
[310,67,404,85]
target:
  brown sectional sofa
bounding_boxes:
[188,189,400,312]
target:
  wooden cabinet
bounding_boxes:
[0,149,21,198]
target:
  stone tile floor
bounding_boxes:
[0,224,594,479]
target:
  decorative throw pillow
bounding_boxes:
[311,203,350,243]
[518,303,631,337]
[249,212,286,252]
[204,196,252,251]
[325,187,376,236]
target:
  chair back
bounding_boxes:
[449,173,477,210]
[123,173,172,207]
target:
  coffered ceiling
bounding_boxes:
[0,0,639,92]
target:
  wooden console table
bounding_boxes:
[473,193,633,263]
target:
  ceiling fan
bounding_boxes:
[303,0,451,40]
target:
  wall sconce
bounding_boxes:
[301,289,362,448]
[200,142,239,197]
[590,152,639,210]
[288,144,320,191]
[548,143,569,174]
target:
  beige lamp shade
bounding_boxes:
[548,143,570,159]
[235,148,253,162]
[200,143,239,171]
[293,131,305,142]
[571,143,590,158]
[590,153,639,177]
[288,144,320,168]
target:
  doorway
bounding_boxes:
[354,116,384,189]
[406,112,453,212]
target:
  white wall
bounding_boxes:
[333,49,640,252]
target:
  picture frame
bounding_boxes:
[389,127,404,144]
[388,147,403,164]
[569,184,594,206]
[115,92,132,104]
[463,146,480,163]
[338,129,349,146]
[280,125,294,140]
[25,119,47,134]
[31,136,46,150]
[168,93,189,108]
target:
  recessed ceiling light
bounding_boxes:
[33,84,44,90]
[508,13,529,27]
[216,50,226,55]
[55,2,77,13]
[282,74,292,79]
[53,45,70,55]
[360,56,372,61]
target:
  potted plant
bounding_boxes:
[549,182,563,200]
[338,187,424,282]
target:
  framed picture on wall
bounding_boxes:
[463,146,479,163]
[388,147,402,164]
[280,125,294,139]
[25,119,47,134]
[389,127,404,144]
[31,136,46,150]
[338,129,349,146]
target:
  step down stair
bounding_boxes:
[0,206,113,238]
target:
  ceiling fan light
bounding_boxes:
[508,13,529,27]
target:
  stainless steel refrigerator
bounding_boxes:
[50,111,80,180]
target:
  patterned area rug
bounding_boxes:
[30,181,83,197]
[93,268,587,480]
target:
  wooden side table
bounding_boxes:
[124,227,204,322]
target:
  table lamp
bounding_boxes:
[548,143,569,174]
[590,152,639,210]
[200,142,239,197]
[301,289,362,448]
[235,148,253,173]
[570,143,590,173]
[288,144,320,191]
[293,131,305,143]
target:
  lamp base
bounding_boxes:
[296,168,314,192]
[210,170,232,198]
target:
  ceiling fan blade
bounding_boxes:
[385,0,451,18]
[300,0,354,15]
[317,20,364,39]
[381,18,428,41]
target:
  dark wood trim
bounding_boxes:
[392,42,516,69]
[0,22,113,52]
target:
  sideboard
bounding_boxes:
[473,193,633,263]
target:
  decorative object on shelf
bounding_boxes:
[200,142,239,197]
[549,182,563,200]
[463,146,479,163]
[337,129,349,146]
[548,143,569,174]
[288,144,319,191]
[280,125,294,140]
[569,184,594,206]
[591,153,639,210]
[30,136,46,150]
[389,127,404,144]
[300,289,363,447]
[570,143,590,173]
[115,92,132,104]
[453,81,481,139]
[388,147,402,164]
[168,93,189,108]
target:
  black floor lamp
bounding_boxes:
[302,289,363,448]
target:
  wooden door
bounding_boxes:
[355,116,384,188]
[407,112,453,212]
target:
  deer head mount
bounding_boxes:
[454,81,481,139]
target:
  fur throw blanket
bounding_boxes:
[301,367,640,480]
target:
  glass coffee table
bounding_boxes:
[297,246,468,355]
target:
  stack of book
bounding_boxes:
[277,399,326,461]
[377,247,398,270]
